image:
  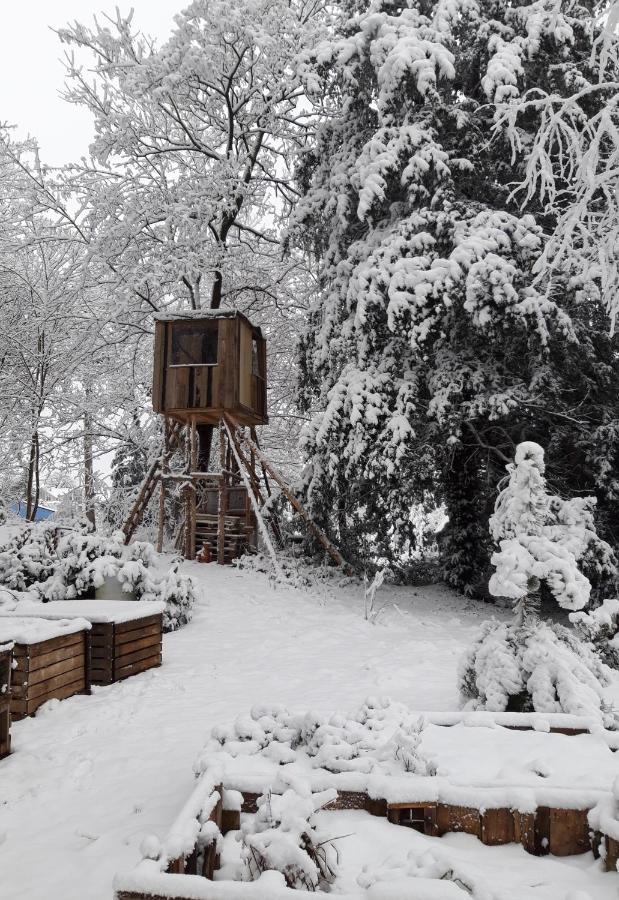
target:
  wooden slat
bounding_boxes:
[115,643,163,670]
[152,320,166,413]
[91,646,114,660]
[436,804,481,838]
[13,642,79,673]
[90,638,114,653]
[606,836,619,872]
[91,623,114,639]
[25,630,86,657]
[91,673,113,685]
[534,806,551,856]
[114,629,161,652]
[0,706,10,758]
[12,664,85,701]
[15,656,84,688]
[481,808,514,845]
[115,653,161,681]
[114,614,162,634]
[26,677,86,715]
[548,808,590,856]
[114,616,161,644]
[513,811,537,854]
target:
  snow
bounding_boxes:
[0,562,617,900]
[0,615,91,645]
[190,704,616,811]
[0,599,165,625]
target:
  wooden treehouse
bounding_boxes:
[123,309,346,571]
[152,310,267,427]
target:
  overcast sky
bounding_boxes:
[0,1,183,165]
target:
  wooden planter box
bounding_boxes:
[0,619,91,720]
[0,601,164,688]
[0,642,12,758]
[90,612,162,686]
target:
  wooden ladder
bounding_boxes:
[122,420,184,544]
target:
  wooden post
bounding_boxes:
[157,481,166,553]
[190,417,198,471]
[251,426,272,498]
[182,419,198,560]
[157,419,169,553]
[183,485,193,560]
[217,420,227,565]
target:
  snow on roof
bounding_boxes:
[154,308,264,336]
[0,615,91,645]
[154,308,242,321]
[0,640,13,654]
[5,599,165,625]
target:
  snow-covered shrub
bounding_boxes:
[0,525,57,591]
[198,697,439,779]
[0,523,195,631]
[489,442,614,619]
[460,443,616,721]
[39,530,126,600]
[241,787,338,891]
[571,600,619,669]
[459,618,613,722]
[388,718,436,776]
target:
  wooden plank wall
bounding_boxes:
[0,645,11,758]
[152,321,166,413]
[10,630,91,720]
[90,614,162,686]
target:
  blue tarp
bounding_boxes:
[9,501,55,521]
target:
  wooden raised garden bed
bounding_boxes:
[90,610,163,686]
[0,641,12,758]
[0,618,91,720]
[114,784,612,900]
[0,601,164,687]
[114,707,619,899]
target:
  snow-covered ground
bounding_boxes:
[0,562,615,899]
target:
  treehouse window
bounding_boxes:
[170,322,218,367]
[252,336,260,376]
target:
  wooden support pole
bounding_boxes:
[184,485,197,561]
[122,420,183,544]
[157,481,166,553]
[234,421,350,572]
[157,419,170,554]
[250,426,272,498]
[190,418,198,471]
[222,418,283,580]
[217,421,227,565]
[225,424,284,550]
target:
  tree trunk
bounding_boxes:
[83,409,96,529]
[440,443,490,597]
[197,424,213,472]
[25,430,40,521]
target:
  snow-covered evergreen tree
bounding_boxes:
[292,0,619,590]
[489,442,616,621]
[460,441,616,720]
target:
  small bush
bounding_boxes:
[241,787,338,891]
[571,599,619,669]
[459,618,613,723]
